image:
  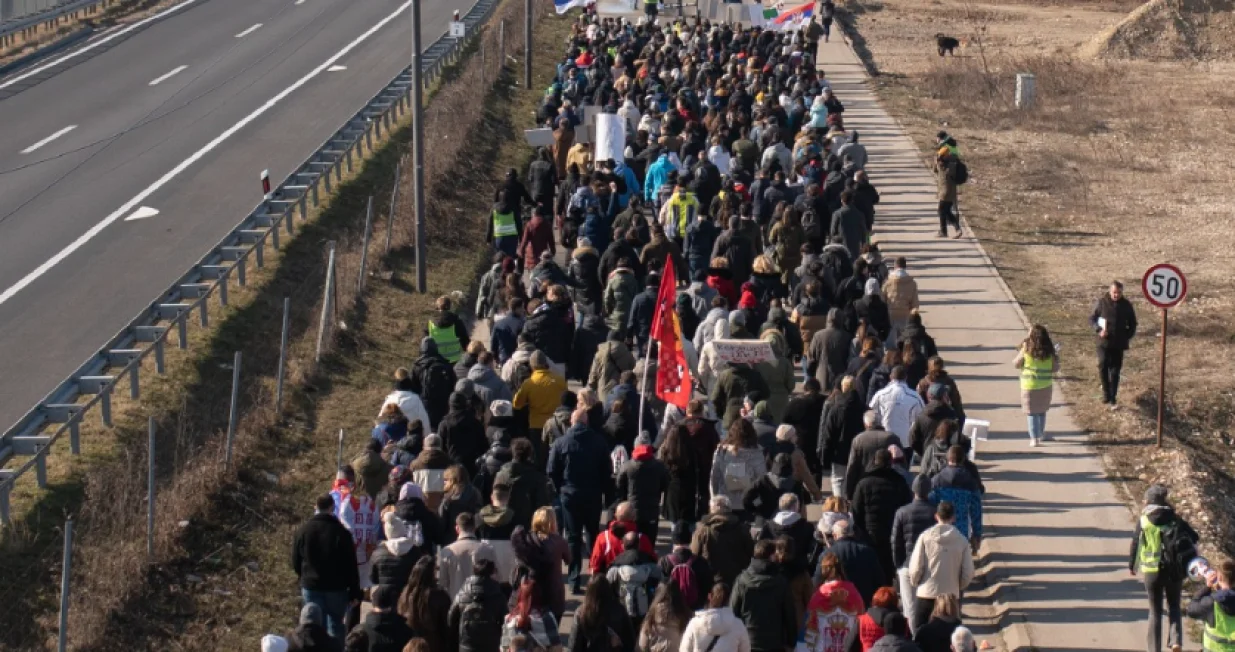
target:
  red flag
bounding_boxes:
[651,263,692,409]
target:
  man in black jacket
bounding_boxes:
[1089,280,1138,407]
[844,410,899,499]
[448,559,508,652]
[892,475,939,632]
[627,272,661,356]
[361,584,414,652]
[782,378,827,477]
[820,518,885,607]
[547,409,615,592]
[616,433,671,544]
[850,449,914,581]
[410,338,456,431]
[731,540,799,652]
[292,495,362,643]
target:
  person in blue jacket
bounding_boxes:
[644,151,675,203]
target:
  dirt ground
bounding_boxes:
[842,0,1235,554]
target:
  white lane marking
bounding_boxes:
[327,65,347,72]
[20,125,78,154]
[235,23,263,38]
[295,0,306,4]
[0,0,200,91]
[0,0,415,307]
[148,65,188,86]
[124,206,160,221]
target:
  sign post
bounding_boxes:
[1141,263,1187,447]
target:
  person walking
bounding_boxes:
[615,432,671,545]
[730,540,799,652]
[867,365,925,451]
[850,449,914,582]
[893,476,938,633]
[571,575,637,652]
[803,552,865,652]
[1132,484,1198,652]
[933,150,961,239]
[1186,558,1235,652]
[1014,325,1060,447]
[1089,280,1138,408]
[438,512,497,598]
[547,408,614,593]
[908,501,975,635]
[709,419,767,520]
[292,494,363,644]
[692,495,756,587]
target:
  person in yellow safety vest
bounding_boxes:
[1012,324,1059,447]
[1188,558,1235,652]
[426,296,470,364]
[1131,484,1198,652]
[486,189,522,261]
[643,0,659,22]
[658,180,699,245]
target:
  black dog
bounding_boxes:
[936,34,960,56]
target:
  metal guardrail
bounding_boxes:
[0,0,106,42]
[0,0,501,524]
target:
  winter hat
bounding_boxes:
[455,378,477,398]
[420,337,439,355]
[1145,484,1169,506]
[449,391,469,410]
[399,482,425,502]
[300,603,323,626]
[491,400,514,418]
[425,433,442,450]
[864,277,881,297]
[261,635,289,652]
[752,400,770,419]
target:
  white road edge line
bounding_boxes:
[0,0,200,91]
[21,125,78,154]
[149,65,188,86]
[0,0,414,307]
[327,65,347,72]
[234,23,263,38]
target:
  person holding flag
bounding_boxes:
[637,259,693,439]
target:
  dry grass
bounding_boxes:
[841,0,1235,555]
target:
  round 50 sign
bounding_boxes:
[1142,263,1187,309]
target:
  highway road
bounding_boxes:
[0,0,475,431]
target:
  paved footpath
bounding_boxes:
[815,37,1148,651]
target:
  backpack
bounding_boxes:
[719,449,754,493]
[423,361,456,407]
[615,568,652,619]
[950,160,969,185]
[510,359,534,394]
[668,554,700,607]
[611,445,630,475]
[457,593,494,650]
[414,467,446,493]
[1158,519,1199,581]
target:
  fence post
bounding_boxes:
[336,429,345,470]
[357,196,375,295]
[57,517,74,652]
[499,20,505,67]
[147,415,156,561]
[225,351,242,471]
[384,160,403,256]
[315,243,337,363]
[275,297,290,412]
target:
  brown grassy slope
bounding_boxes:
[840,0,1235,552]
[1082,0,1235,60]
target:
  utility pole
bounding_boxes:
[411,0,427,292]
[524,0,532,89]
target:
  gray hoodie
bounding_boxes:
[695,307,730,353]
[468,364,513,406]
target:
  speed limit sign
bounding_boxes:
[1142,263,1187,308]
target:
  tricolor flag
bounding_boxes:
[554,0,596,14]
[773,2,814,25]
[650,261,692,409]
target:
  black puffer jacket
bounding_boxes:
[410,343,456,430]
[891,494,936,569]
[731,558,798,652]
[438,401,488,478]
[850,466,914,577]
[818,389,865,467]
[568,246,604,314]
[570,313,609,383]
[368,539,425,594]
[448,575,508,652]
[524,300,575,366]
[615,448,670,523]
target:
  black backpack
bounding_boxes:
[951,160,970,185]
[1158,519,1199,581]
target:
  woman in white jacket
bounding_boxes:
[696,319,731,396]
[679,583,751,652]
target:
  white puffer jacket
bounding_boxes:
[679,607,752,652]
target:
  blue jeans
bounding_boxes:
[1027,413,1046,440]
[561,493,601,590]
[302,588,350,643]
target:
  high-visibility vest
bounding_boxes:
[428,321,462,363]
[1019,352,1054,391]
[1139,515,1162,574]
[644,0,657,6]
[492,210,517,238]
[1206,603,1235,652]
[667,191,698,239]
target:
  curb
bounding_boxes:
[0,25,93,78]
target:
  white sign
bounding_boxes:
[593,113,626,164]
[710,339,775,365]
[523,128,555,147]
[449,21,466,38]
[1142,263,1187,309]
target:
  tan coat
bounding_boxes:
[882,271,920,324]
[437,535,496,597]
[791,311,828,357]
[935,160,958,202]
[566,143,592,174]
[909,523,975,599]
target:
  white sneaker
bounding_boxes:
[1029,438,1039,447]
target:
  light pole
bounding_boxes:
[411,0,427,293]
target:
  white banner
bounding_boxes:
[593,113,626,163]
[710,339,775,365]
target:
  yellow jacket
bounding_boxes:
[513,369,567,429]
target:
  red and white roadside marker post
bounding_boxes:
[1142,263,1188,447]
[261,169,271,199]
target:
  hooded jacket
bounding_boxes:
[907,401,957,459]
[869,381,925,448]
[514,368,568,431]
[928,465,983,540]
[680,606,753,652]
[909,523,975,600]
[819,389,866,468]
[437,396,488,477]
[697,318,732,396]
[524,301,575,366]
[616,444,671,523]
[368,511,425,591]
[711,364,769,431]
[606,547,664,617]
[695,306,730,353]
[411,340,456,430]
[755,331,795,423]
[882,269,919,324]
[892,477,937,570]
[691,510,755,586]
[494,459,552,529]
[851,466,915,577]
[604,267,641,332]
[1130,502,1197,574]
[477,504,518,584]
[685,219,721,273]
[803,579,865,652]
[627,283,660,348]
[588,339,637,399]
[743,460,811,526]
[732,558,799,652]
[381,389,433,436]
[591,519,657,574]
[467,364,513,407]
[759,510,815,570]
[448,574,508,652]
[808,324,852,390]
[548,422,612,503]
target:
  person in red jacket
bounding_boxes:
[589,501,656,575]
[706,257,738,308]
[519,205,556,271]
[843,586,899,651]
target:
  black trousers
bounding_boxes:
[1144,571,1182,652]
[1097,345,1125,403]
[911,596,936,635]
[937,201,957,234]
[637,519,659,548]
[562,494,602,590]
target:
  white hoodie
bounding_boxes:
[697,318,731,395]
[381,390,432,434]
[708,144,732,177]
[679,607,752,652]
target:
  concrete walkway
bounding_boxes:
[814,37,1147,651]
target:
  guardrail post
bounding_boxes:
[224,351,241,471]
[176,313,188,349]
[236,257,246,287]
[0,472,12,526]
[344,145,353,174]
[384,161,402,256]
[499,20,505,68]
[57,517,73,652]
[69,418,81,454]
[275,297,290,412]
[218,270,229,306]
[365,121,374,152]
[357,196,374,295]
[315,242,337,363]
[147,415,155,561]
[129,364,139,400]
[199,299,209,328]
[299,195,309,225]
[336,428,344,470]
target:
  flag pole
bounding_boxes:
[636,339,653,441]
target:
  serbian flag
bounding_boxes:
[554,0,595,13]
[650,262,692,409]
[773,2,814,25]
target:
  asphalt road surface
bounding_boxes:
[0,0,476,432]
